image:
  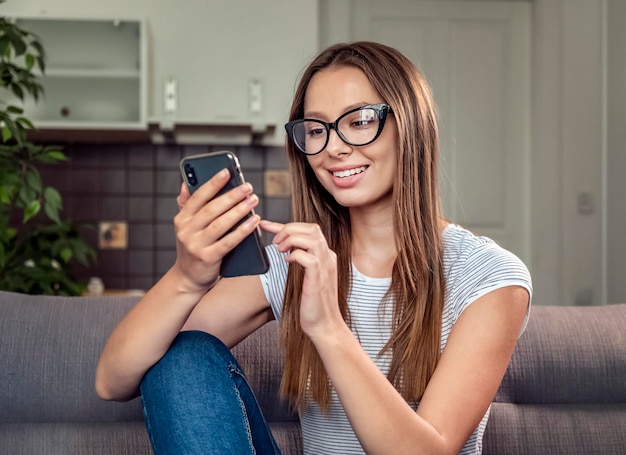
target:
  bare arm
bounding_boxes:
[96,172,271,402]
[313,286,528,455]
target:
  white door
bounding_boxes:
[349,0,531,262]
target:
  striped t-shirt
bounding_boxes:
[260,223,532,454]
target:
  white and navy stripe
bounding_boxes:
[260,224,532,454]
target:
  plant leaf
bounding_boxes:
[1,125,11,142]
[43,202,61,225]
[60,247,72,263]
[43,186,62,208]
[25,53,35,70]
[26,170,43,194]
[23,199,41,223]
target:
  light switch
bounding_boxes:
[249,79,263,115]
[164,77,177,114]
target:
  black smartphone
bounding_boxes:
[180,150,269,277]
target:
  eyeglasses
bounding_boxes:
[285,103,393,156]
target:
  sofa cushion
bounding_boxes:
[0,422,152,455]
[496,304,626,404]
[484,403,626,455]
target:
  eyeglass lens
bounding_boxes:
[293,107,382,155]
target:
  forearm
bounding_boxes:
[311,323,449,455]
[95,266,207,401]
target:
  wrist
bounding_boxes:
[307,317,354,350]
[166,264,217,298]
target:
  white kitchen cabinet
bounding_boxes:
[1,1,319,144]
[10,17,147,130]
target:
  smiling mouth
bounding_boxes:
[332,166,369,178]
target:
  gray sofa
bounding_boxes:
[0,289,625,455]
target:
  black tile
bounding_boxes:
[129,170,154,194]
[129,250,154,275]
[264,197,292,223]
[40,167,70,193]
[156,223,176,248]
[128,145,155,168]
[244,170,264,195]
[265,146,289,169]
[155,144,182,168]
[156,250,177,277]
[98,249,127,276]
[237,146,264,169]
[128,223,154,248]
[103,275,128,290]
[156,197,179,222]
[101,169,127,194]
[128,197,154,222]
[98,145,128,166]
[67,148,101,167]
[156,170,182,196]
[66,169,100,195]
[65,196,99,220]
[101,196,127,219]
[128,276,155,291]
[76,224,99,249]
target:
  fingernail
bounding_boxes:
[240,182,253,194]
[219,168,229,178]
[245,214,260,227]
[246,194,258,207]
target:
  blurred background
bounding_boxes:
[1,0,623,307]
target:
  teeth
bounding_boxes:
[332,166,368,178]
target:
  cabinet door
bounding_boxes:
[11,17,147,129]
[147,1,318,145]
[350,0,531,262]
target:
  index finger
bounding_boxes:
[259,219,285,234]
[181,168,230,215]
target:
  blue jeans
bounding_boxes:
[140,330,282,455]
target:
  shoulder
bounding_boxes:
[442,224,532,315]
[443,224,530,280]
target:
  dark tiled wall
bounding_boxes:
[39,143,291,292]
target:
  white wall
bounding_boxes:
[607,0,626,303]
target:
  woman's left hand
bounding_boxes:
[260,220,344,339]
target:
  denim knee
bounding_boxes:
[141,330,239,391]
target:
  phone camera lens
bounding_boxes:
[185,163,198,186]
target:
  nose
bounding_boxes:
[325,127,352,158]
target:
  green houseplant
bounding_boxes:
[0,2,96,295]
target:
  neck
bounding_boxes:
[349,205,397,278]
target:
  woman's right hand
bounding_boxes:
[172,168,261,294]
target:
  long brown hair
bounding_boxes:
[281,41,445,412]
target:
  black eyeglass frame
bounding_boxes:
[284,103,393,156]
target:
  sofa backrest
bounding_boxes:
[0,290,297,425]
[484,303,626,454]
[0,291,144,423]
[496,304,626,404]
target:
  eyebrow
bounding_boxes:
[303,101,377,120]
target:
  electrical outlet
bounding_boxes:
[264,170,291,197]
[98,221,128,249]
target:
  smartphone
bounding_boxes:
[180,150,269,277]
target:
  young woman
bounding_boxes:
[96,41,532,455]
